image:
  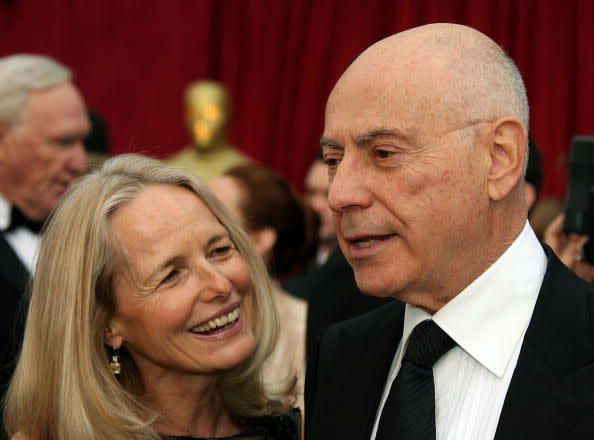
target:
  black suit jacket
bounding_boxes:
[305,250,594,439]
[0,233,30,439]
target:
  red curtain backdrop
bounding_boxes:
[1,0,592,197]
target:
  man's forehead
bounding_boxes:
[323,49,470,145]
[20,83,89,133]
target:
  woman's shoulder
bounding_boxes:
[12,433,34,440]
[246,407,301,440]
[163,409,302,440]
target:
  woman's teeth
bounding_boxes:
[191,307,240,334]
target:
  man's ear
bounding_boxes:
[104,322,124,349]
[249,227,277,258]
[486,118,527,202]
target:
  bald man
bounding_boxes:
[305,24,594,440]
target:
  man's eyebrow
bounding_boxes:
[320,127,413,150]
[320,136,340,149]
[354,127,411,145]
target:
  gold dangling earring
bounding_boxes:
[110,347,121,375]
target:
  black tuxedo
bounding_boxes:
[0,233,29,439]
[305,250,594,439]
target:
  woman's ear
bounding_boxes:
[486,117,527,202]
[249,227,277,259]
[104,323,124,349]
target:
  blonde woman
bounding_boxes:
[3,154,299,440]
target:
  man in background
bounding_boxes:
[304,152,337,265]
[0,55,89,434]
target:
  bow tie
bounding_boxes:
[5,207,45,234]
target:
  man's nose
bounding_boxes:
[67,142,89,175]
[327,153,372,213]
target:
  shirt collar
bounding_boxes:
[0,193,11,231]
[402,221,547,378]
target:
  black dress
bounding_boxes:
[162,408,300,440]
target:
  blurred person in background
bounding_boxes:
[304,152,337,265]
[0,54,89,439]
[4,155,300,440]
[543,213,593,282]
[210,163,316,414]
[532,133,593,283]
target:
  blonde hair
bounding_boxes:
[0,54,72,126]
[4,154,291,439]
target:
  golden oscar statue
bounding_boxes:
[169,80,248,181]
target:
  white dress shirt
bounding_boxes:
[371,221,547,440]
[0,194,40,274]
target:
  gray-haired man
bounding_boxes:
[0,55,89,433]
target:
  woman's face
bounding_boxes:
[106,184,256,380]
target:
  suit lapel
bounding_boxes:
[495,249,592,439]
[344,301,406,438]
[0,232,29,294]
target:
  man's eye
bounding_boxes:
[374,149,395,159]
[323,156,341,167]
[57,138,79,148]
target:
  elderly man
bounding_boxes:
[305,24,594,440]
[0,55,89,419]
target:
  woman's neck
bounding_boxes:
[141,373,239,438]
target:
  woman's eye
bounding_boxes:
[161,269,180,285]
[211,245,234,258]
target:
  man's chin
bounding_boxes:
[353,272,399,299]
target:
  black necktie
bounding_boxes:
[5,207,45,234]
[376,319,456,440]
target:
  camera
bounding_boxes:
[563,135,594,263]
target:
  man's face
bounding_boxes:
[322,57,490,308]
[304,160,335,244]
[0,82,90,220]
